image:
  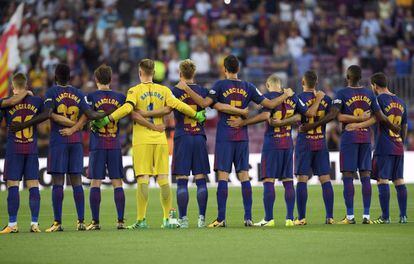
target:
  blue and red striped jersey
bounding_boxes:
[44,85,91,145]
[210,79,265,142]
[172,84,207,138]
[3,95,43,154]
[297,92,332,151]
[374,93,407,156]
[263,92,308,150]
[334,87,380,144]
[87,90,126,150]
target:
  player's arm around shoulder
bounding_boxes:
[109,87,137,122]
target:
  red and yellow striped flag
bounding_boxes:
[0,3,24,98]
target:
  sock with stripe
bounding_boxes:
[7,186,19,226]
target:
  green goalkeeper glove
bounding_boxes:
[91,116,110,129]
[194,110,206,123]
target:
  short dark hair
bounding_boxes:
[346,65,361,82]
[94,64,112,85]
[12,72,27,88]
[55,63,70,85]
[224,55,239,74]
[370,72,387,88]
[303,70,318,88]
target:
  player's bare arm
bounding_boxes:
[345,116,376,131]
[9,107,53,133]
[176,80,213,108]
[337,111,371,124]
[260,88,294,109]
[0,89,32,108]
[130,110,165,132]
[300,106,340,133]
[60,114,88,136]
[227,112,270,128]
[305,91,325,118]
[401,123,408,143]
[269,114,301,127]
[51,113,76,127]
[83,108,108,120]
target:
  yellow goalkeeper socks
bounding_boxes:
[158,178,172,219]
[136,178,149,221]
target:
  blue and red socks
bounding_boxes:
[196,178,208,217]
[52,185,64,223]
[241,181,252,220]
[72,185,85,222]
[114,187,125,221]
[378,184,390,219]
[7,186,19,226]
[360,176,371,218]
[217,180,228,222]
[321,181,334,219]
[263,182,275,221]
[342,176,354,218]
[89,187,101,222]
[395,184,407,217]
[296,182,308,220]
[29,187,40,224]
[283,181,295,220]
[176,179,189,218]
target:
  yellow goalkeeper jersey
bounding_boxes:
[110,82,196,145]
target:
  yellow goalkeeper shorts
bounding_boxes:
[132,144,169,176]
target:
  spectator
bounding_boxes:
[158,25,176,57]
[361,10,381,38]
[357,27,378,63]
[270,44,291,86]
[369,47,388,73]
[287,29,306,58]
[295,46,314,77]
[394,53,412,76]
[113,20,126,46]
[342,49,360,77]
[279,0,293,22]
[99,4,119,30]
[294,3,314,42]
[18,25,37,63]
[378,0,394,26]
[246,47,266,80]
[177,32,190,60]
[190,46,211,78]
[196,0,212,16]
[167,51,181,84]
[127,20,146,61]
[190,29,209,51]
[116,50,133,88]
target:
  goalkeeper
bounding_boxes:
[93,59,206,229]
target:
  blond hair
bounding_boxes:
[179,59,196,80]
[12,72,27,88]
[139,59,155,76]
[266,74,282,88]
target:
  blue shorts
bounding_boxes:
[4,154,39,181]
[372,155,404,181]
[295,149,330,176]
[214,141,249,173]
[261,148,293,180]
[172,135,210,176]
[340,143,372,172]
[48,143,84,175]
[88,149,124,179]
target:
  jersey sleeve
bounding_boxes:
[119,94,126,105]
[77,90,91,112]
[324,96,332,112]
[402,103,408,125]
[370,92,380,113]
[295,96,308,115]
[332,92,344,111]
[249,83,265,104]
[165,88,197,117]
[110,88,137,121]
[44,89,55,109]
[207,81,220,104]
[86,93,94,108]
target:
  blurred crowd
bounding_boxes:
[1,0,414,157]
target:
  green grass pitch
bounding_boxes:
[0,184,413,264]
